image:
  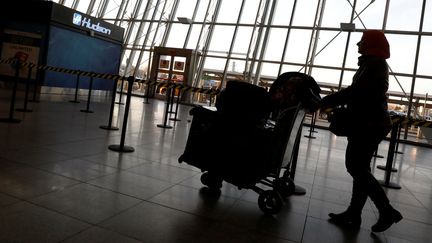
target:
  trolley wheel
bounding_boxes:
[258,190,283,215]
[276,178,295,198]
[200,172,222,190]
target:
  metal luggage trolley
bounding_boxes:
[178,102,306,214]
[179,104,306,214]
[179,72,320,214]
[253,104,306,214]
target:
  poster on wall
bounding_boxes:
[173,61,185,71]
[0,29,41,79]
[159,59,170,69]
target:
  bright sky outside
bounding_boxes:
[59,0,432,97]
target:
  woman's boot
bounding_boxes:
[371,207,403,232]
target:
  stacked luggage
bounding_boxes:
[178,72,321,214]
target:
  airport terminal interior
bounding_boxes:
[1,0,432,242]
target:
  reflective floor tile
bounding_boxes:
[87,171,174,200]
[302,216,387,243]
[221,200,307,242]
[37,158,118,182]
[149,184,238,219]
[0,202,89,243]
[125,161,199,184]
[100,201,216,242]
[82,152,151,170]
[0,166,79,199]
[0,192,20,207]
[63,226,141,243]
[30,183,141,224]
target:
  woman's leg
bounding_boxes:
[345,135,390,214]
[329,134,389,228]
[345,134,402,232]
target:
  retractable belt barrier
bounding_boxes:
[0,58,220,150]
[322,107,432,128]
[390,115,432,128]
[5,58,430,127]
[0,59,221,96]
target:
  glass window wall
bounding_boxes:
[49,0,432,145]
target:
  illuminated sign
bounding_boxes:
[72,13,111,35]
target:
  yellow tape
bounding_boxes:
[3,60,215,99]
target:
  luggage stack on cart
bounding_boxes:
[178,72,321,214]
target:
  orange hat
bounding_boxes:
[358,30,390,59]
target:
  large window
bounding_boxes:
[386,0,424,31]
[50,0,432,92]
[51,0,432,144]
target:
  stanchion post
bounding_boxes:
[80,75,94,113]
[157,85,173,129]
[0,58,21,123]
[16,65,33,112]
[378,121,401,189]
[168,85,175,114]
[395,124,404,154]
[169,89,182,122]
[289,131,306,195]
[116,78,125,105]
[70,71,81,103]
[29,66,40,103]
[100,78,120,130]
[376,142,397,172]
[304,112,316,139]
[209,93,213,106]
[143,82,151,104]
[310,112,318,133]
[373,144,385,158]
[108,76,135,152]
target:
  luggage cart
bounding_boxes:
[178,103,306,214]
[179,72,320,214]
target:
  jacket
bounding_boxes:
[321,55,392,134]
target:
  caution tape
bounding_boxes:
[4,58,431,126]
[321,107,432,128]
[390,115,432,128]
[1,59,220,95]
[147,81,220,95]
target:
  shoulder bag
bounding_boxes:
[328,107,353,137]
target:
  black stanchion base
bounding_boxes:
[157,124,173,129]
[378,180,401,189]
[80,109,94,113]
[69,100,80,103]
[108,144,135,152]
[28,100,39,103]
[100,125,120,130]
[293,185,307,195]
[304,135,316,139]
[169,118,181,122]
[0,118,21,123]
[376,165,397,172]
[16,108,32,112]
[115,102,125,105]
[373,154,384,158]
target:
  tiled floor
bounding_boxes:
[1,93,432,243]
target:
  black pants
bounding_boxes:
[345,131,390,215]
